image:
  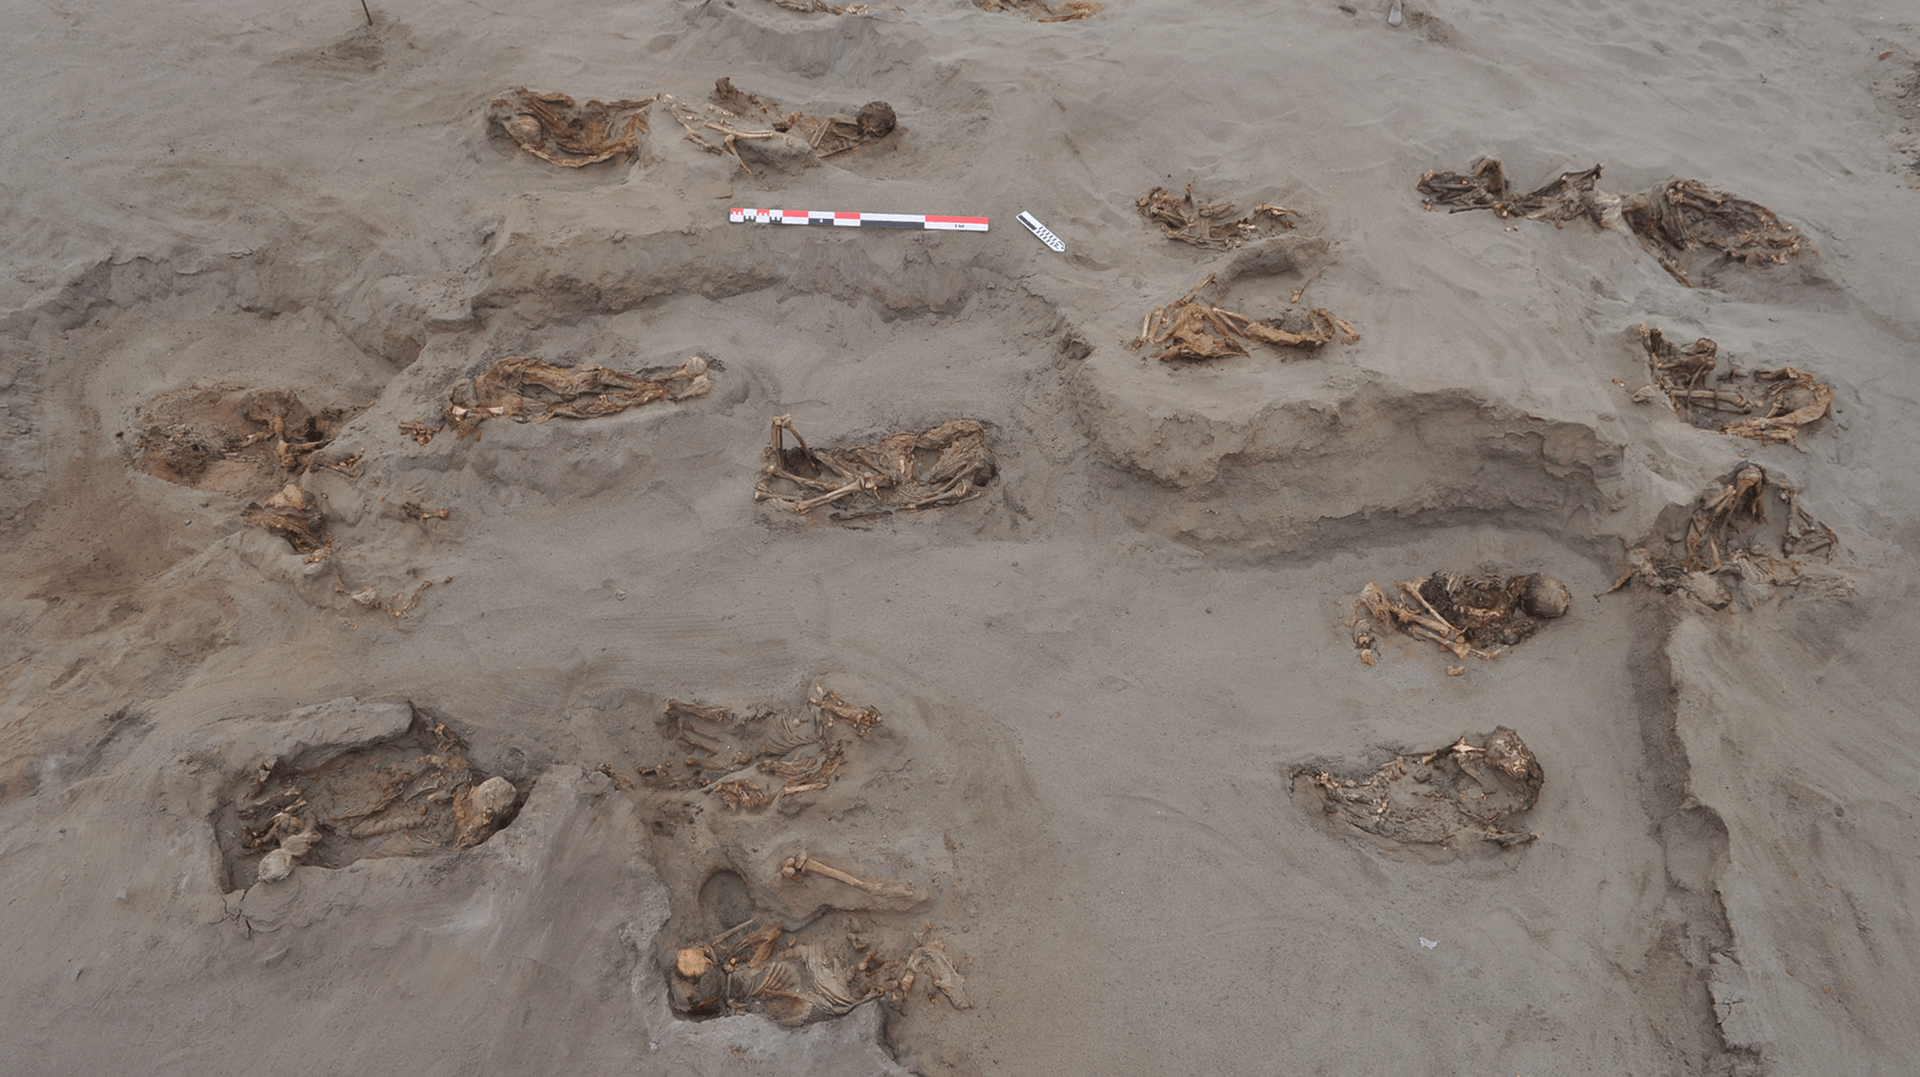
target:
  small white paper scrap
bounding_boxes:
[1419,937,1438,949]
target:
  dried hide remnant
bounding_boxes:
[1628,324,1833,445]
[1350,571,1570,663]
[444,355,709,439]
[1133,274,1357,362]
[1416,158,1606,224]
[242,483,329,555]
[975,0,1102,20]
[652,685,881,812]
[1606,464,1838,604]
[218,713,518,886]
[1720,370,1833,443]
[1619,177,1806,273]
[1294,728,1543,850]
[486,87,659,167]
[755,416,997,519]
[1135,184,1298,249]
[677,79,898,170]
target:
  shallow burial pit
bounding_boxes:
[974,0,1101,20]
[1414,156,1809,287]
[132,383,367,555]
[1132,272,1358,363]
[484,87,659,168]
[1292,726,1544,856]
[1135,183,1301,250]
[754,415,998,521]
[1606,463,1842,609]
[434,353,713,441]
[1626,323,1833,446]
[212,706,522,889]
[670,76,900,175]
[134,383,363,496]
[635,686,971,1028]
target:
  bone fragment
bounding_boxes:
[781,851,914,899]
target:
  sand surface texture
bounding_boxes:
[3,1,1919,1074]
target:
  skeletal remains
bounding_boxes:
[1132,273,1357,362]
[975,0,1102,20]
[671,919,968,1026]
[242,483,329,555]
[1415,157,1806,285]
[1619,176,1806,279]
[673,78,898,170]
[486,87,660,167]
[755,416,997,519]
[137,386,359,486]
[440,355,710,440]
[228,719,517,886]
[1605,464,1837,606]
[1625,324,1833,445]
[782,850,916,900]
[1415,158,1607,225]
[1295,727,1543,850]
[653,685,882,811]
[763,0,896,12]
[1350,571,1570,664]
[346,579,434,620]
[133,385,362,554]
[1135,184,1299,249]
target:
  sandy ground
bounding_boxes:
[3,0,1919,1074]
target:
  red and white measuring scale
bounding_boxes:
[729,208,989,231]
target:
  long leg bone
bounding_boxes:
[756,476,874,514]
[770,414,813,459]
[1397,580,1463,640]
[781,851,915,899]
[761,465,843,492]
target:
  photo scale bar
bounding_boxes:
[728,208,989,231]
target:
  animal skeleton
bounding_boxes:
[657,689,881,811]
[486,88,660,167]
[1350,572,1569,663]
[1133,274,1357,362]
[1136,184,1298,249]
[445,355,709,439]
[1297,727,1543,849]
[1415,158,1807,285]
[755,415,997,519]
[1605,464,1839,601]
[1630,324,1833,444]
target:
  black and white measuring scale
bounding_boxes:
[1015,210,1066,253]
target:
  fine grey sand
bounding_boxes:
[3,1,1919,1074]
